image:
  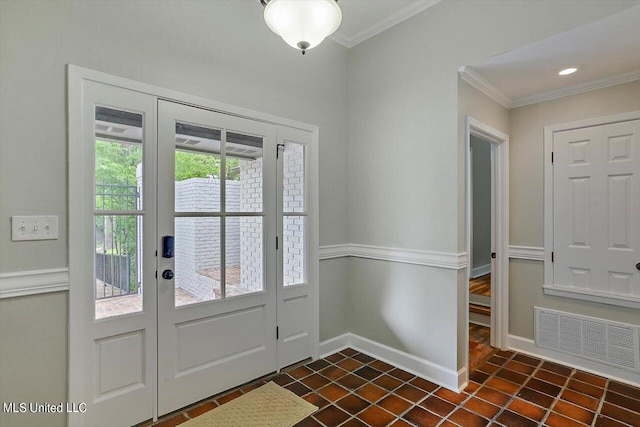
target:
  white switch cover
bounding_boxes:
[11,216,59,241]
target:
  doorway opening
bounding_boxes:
[464,116,509,374]
[469,136,495,371]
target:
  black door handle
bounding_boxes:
[491,252,496,259]
[636,263,640,271]
[162,269,174,280]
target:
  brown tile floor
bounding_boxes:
[141,348,640,427]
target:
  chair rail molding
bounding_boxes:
[0,268,70,299]
[508,245,544,261]
[319,244,466,270]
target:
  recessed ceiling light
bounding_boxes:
[559,67,578,76]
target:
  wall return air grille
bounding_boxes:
[535,307,640,372]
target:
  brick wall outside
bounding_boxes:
[283,142,305,285]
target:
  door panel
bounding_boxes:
[554,120,640,295]
[69,81,157,427]
[157,100,277,415]
[276,126,314,369]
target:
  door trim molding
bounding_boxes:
[0,268,69,299]
[464,116,510,369]
[318,244,467,270]
[543,111,640,293]
[319,333,466,393]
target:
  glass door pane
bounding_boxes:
[173,122,223,306]
[93,106,144,319]
[282,141,306,286]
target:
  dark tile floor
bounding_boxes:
[143,348,640,427]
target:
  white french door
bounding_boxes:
[156,101,277,415]
[70,72,316,427]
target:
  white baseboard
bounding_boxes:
[318,333,351,358]
[470,264,491,278]
[507,334,640,387]
[319,333,466,392]
[469,313,490,327]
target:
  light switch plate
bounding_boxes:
[11,216,59,241]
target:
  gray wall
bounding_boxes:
[508,80,640,339]
[0,1,350,426]
[0,293,68,427]
[2,1,640,425]
[471,136,492,271]
[347,0,633,372]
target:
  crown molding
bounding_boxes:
[331,0,443,48]
[458,66,512,109]
[510,69,640,108]
[459,67,640,110]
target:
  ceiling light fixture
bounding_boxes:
[261,0,342,55]
[558,67,578,76]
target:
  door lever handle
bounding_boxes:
[636,263,640,271]
[162,269,174,280]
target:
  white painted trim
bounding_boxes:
[349,244,466,269]
[464,117,510,358]
[0,268,69,299]
[330,0,443,48]
[508,334,640,387]
[458,66,511,109]
[471,263,491,278]
[319,333,465,392]
[469,314,491,328]
[318,333,351,358]
[544,111,640,301]
[459,67,640,110]
[318,244,351,260]
[508,245,544,261]
[318,244,466,270]
[511,69,640,108]
[543,285,640,310]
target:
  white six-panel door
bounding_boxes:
[553,120,640,296]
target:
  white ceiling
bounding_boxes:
[330,0,442,48]
[465,5,640,108]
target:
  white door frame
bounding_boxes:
[68,64,320,425]
[464,116,509,352]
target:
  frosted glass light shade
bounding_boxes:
[264,0,342,54]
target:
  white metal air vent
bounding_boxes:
[535,308,640,372]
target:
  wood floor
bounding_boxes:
[469,324,497,372]
[469,274,495,372]
[469,273,491,296]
